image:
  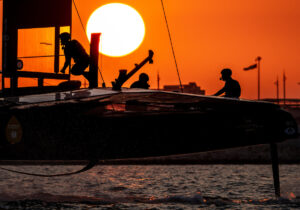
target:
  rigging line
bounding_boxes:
[0,159,98,177]
[72,0,106,86]
[72,0,87,37]
[99,41,105,87]
[160,0,183,93]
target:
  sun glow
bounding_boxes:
[86,3,145,57]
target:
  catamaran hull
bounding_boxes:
[0,90,297,161]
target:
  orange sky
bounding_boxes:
[1,0,300,99]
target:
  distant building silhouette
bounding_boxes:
[163,82,205,95]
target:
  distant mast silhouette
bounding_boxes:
[157,70,160,90]
[274,76,279,104]
[283,70,286,105]
[256,56,262,100]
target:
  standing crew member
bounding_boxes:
[59,32,90,82]
[214,68,241,98]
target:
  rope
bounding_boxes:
[0,159,98,177]
[160,0,184,93]
[72,0,106,87]
[72,0,87,37]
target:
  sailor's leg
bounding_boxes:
[70,63,83,76]
[82,71,90,82]
[71,62,89,76]
[270,143,280,198]
[71,62,91,86]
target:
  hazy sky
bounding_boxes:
[1,0,300,99]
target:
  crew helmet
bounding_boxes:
[59,32,71,42]
[221,68,232,77]
[139,73,149,82]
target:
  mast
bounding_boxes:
[89,33,101,88]
[2,14,8,91]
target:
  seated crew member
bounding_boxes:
[214,68,241,98]
[59,32,90,82]
[130,73,150,89]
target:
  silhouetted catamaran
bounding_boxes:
[0,0,298,197]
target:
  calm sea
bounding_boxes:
[0,164,299,209]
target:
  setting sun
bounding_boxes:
[86,3,145,57]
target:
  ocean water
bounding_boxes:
[0,164,299,209]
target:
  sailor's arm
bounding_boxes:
[60,55,71,74]
[214,87,225,96]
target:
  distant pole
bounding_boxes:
[283,70,286,106]
[89,33,101,88]
[157,70,160,90]
[275,76,279,104]
[256,56,262,100]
